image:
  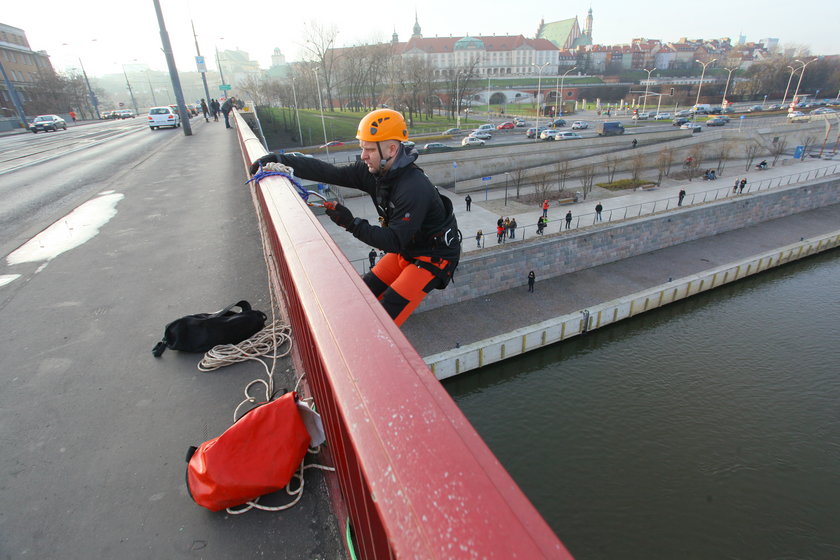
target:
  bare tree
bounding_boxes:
[579,164,596,200]
[630,152,645,182]
[687,145,705,181]
[301,21,339,111]
[743,144,760,171]
[657,147,675,177]
[556,160,571,192]
[604,155,619,183]
[531,173,554,202]
[715,141,733,174]
[800,135,818,160]
[770,137,788,166]
[510,167,526,199]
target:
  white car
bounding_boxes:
[540,129,562,140]
[461,136,485,147]
[787,111,810,123]
[555,131,583,140]
[470,130,492,140]
[571,121,589,130]
[680,122,702,131]
[653,113,671,120]
[147,106,181,129]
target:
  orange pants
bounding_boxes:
[364,253,449,326]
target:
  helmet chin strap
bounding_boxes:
[375,142,395,177]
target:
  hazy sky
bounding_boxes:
[4,0,838,78]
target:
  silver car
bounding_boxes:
[29,115,67,133]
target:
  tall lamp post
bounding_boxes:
[720,66,735,111]
[215,43,227,99]
[121,65,140,116]
[694,58,717,107]
[60,42,101,119]
[532,61,550,141]
[455,71,464,129]
[791,58,817,108]
[191,20,212,109]
[556,66,577,116]
[642,67,656,114]
[290,76,303,146]
[313,68,329,155]
[780,65,798,111]
[145,70,158,106]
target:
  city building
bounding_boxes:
[0,22,53,117]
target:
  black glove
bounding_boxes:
[249,152,279,175]
[325,203,355,230]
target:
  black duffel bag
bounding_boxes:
[152,300,266,357]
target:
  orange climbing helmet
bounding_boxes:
[356,108,408,142]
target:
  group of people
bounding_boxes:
[702,169,718,180]
[734,178,748,193]
[197,97,238,128]
[494,216,518,243]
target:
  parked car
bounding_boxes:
[681,122,702,132]
[673,117,691,126]
[526,126,548,139]
[496,121,515,130]
[706,117,727,126]
[571,120,589,130]
[470,130,492,140]
[147,106,181,129]
[29,114,67,133]
[461,136,485,147]
[653,112,671,120]
[422,142,455,153]
[540,129,562,140]
[595,121,625,136]
[555,131,583,140]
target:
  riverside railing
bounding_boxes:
[233,111,573,559]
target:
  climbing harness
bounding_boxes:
[247,162,331,208]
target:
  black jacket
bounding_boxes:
[279,147,460,261]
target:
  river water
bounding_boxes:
[444,250,840,560]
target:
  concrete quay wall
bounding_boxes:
[426,229,840,379]
[419,176,840,313]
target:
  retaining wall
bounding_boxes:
[418,176,840,313]
[426,229,840,379]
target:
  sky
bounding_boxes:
[4,0,838,78]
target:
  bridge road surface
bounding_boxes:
[0,119,344,558]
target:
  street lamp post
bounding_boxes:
[145,70,158,106]
[781,65,798,111]
[721,66,735,111]
[313,68,329,155]
[557,66,577,117]
[791,58,817,108]
[694,58,717,107]
[191,20,212,112]
[642,67,656,114]
[532,61,550,141]
[455,71,463,129]
[121,66,140,116]
[215,43,227,99]
[290,76,303,147]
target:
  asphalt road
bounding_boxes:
[0,118,343,558]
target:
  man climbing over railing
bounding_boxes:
[249,108,461,326]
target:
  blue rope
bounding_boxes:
[246,166,311,203]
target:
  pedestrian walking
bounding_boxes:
[565,210,572,229]
[678,189,686,206]
[733,178,739,193]
[595,203,603,221]
[368,248,377,269]
[739,178,747,193]
[509,218,517,239]
[536,216,547,235]
[542,199,549,218]
[200,98,210,122]
[496,224,504,244]
[210,99,220,122]
[465,194,472,211]
[475,230,483,248]
[632,139,638,148]
[69,110,77,123]
[527,270,536,293]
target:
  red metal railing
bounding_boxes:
[234,112,573,559]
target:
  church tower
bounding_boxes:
[411,11,422,39]
[585,8,593,40]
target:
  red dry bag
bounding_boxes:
[186,391,311,511]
